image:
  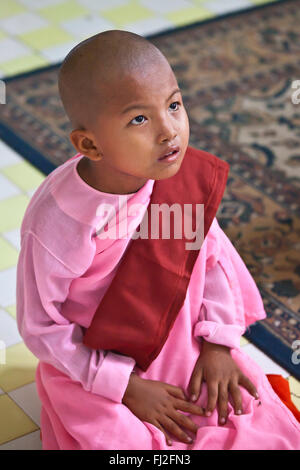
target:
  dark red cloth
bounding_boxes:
[83,146,230,371]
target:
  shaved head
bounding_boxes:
[58,29,170,130]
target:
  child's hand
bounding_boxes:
[122,373,204,446]
[187,340,259,425]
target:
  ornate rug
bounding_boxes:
[1,0,299,379]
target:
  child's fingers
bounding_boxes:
[217,382,229,425]
[239,374,259,400]
[169,408,199,437]
[153,419,173,447]
[205,380,218,416]
[228,380,243,415]
[187,368,203,402]
[165,383,190,401]
[158,415,195,445]
[173,397,204,415]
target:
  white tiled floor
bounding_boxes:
[8,382,41,427]
[0,0,276,77]
[0,308,22,347]
[0,431,43,450]
[0,267,18,308]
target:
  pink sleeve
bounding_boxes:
[16,231,135,403]
[194,217,266,349]
[194,260,245,349]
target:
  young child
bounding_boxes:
[16,29,300,450]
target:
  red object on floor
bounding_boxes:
[266,374,300,423]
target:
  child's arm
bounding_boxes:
[194,216,265,351]
[16,231,135,404]
[194,259,245,350]
[191,219,263,423]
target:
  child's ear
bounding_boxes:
[69,129,102,160]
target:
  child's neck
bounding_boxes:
[77,156,146,195]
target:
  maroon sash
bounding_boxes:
[83,146,229,371]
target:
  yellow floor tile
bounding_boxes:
[0,1,25,20]
[252,0,275,4]
[0,342,5,366]
[0,236,19,270]
[39,0,89,23]
[240,335,249,347]
[0,342,38,393]
[166,6,213,26]
[100,0,155,29]
[2,162,45,192]
[0,394,38,445]
[288,376,300,411]
[5,304,16,320]
[19,26,74,50]
[1,53,49,77]
[0,194,30,232]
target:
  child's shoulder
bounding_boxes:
[21,154,79,229]
[20,154,96,274]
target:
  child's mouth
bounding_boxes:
[158,148,180,163]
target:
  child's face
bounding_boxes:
[86,60,190,194]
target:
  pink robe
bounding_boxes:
[16,153,300,450]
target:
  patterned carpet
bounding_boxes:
[0,0,299,379]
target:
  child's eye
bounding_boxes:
[130,115,146,126]
[169,101,180,111]
[129,102,181,126]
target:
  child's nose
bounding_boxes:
[158,120,177,143]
